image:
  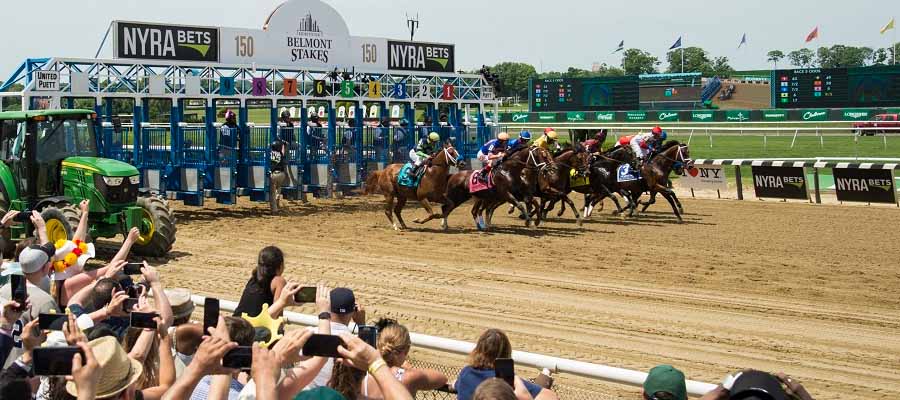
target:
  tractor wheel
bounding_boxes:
[41,206,77,244]
[132,197,177,257]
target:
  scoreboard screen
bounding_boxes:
[773,68,849,109]
[530,77,639,112]
[773,66,900,109]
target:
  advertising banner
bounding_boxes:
[751,166,808,200]
[566,112,586,122]
[725,110,751,122]
[625,111,647,122]
[840,109,871,121]
[387,40,455,73]
[800,109,829,121]
[509,112,530,123]
[34,71,59,91]
[762,110,788,121]
[833,168,896,203]
[537,113,557,122]
[691,111,714,122]
[115,21,219,62]
[594,112,616,122]
[656,111,680,122]
[678,165,728,191]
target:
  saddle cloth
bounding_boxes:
[617,164,641,182]
[397,163,421,188]
[469,169,494,193]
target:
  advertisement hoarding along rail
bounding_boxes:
[832,168,896,204]
[751,166,808,200]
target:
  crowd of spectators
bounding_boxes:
[0,211,817,400]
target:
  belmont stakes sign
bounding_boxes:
[112,0,455,73]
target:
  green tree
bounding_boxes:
[666,47,712,74]
[815,45,873,68]
[788,49,816,68]
[490,62,536,98]
[709,56,735,77]
[767,50,785,69]
[590,63,625,77]
[621,49,660,75]
[871,48,890,65]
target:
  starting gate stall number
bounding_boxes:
[340,81,355,98]
[283,79,298,96]
[313,80,327,97]
[220,77,236,96]
[441,84,455,100]
[251,77,267,96]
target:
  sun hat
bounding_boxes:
[65,336,143,398]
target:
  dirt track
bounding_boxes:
[157,196,900,399]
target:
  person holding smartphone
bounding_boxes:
[358,320,448,399]
[0,242,58,369]
[233,246,289,319]
[453,329,558,400]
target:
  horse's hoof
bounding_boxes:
[413,219,422,224]
[576,219,583,227]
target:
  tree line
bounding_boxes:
[766,44,899,69]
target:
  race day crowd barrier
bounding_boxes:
[684,158,900,205]
[499,108,900,124]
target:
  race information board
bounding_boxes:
[530,77,639,112]
[773,68,848,109]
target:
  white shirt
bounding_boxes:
[304,321,351,389]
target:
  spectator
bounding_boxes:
[0,318,42,398]
[233,246,288,318]
[454,329,558,400]
[58,227,141,307]
[0,242,58,368]
[122,296,176,399]
[474,378,536,400]
[642,365,686,400]
[329,360,366,399]
[189,316,255,400]
[359,320,447,399]
[698,370,815,400]
[65,336,144,400]
[306,287,366,389]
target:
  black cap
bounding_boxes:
[33,242,56,260]
[730,371,787,400]
[330,287,356,314]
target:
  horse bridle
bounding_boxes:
[526,147,549,170]
[428,146,460,168]
[657,145,692,168]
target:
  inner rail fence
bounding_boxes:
[188,295,718,397]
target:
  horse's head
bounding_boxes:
[675,144,693,175]
[438,141,464,168]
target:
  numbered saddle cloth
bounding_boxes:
[397,163,420,188]
[569,168,590,188]
[469,169,494,193]
[617,164,641,182]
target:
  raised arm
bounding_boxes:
[267,281,301,318]
[406,367,449,392]
[143,262,174,327]
[162,317,238,400]
[338,333,413,400]
[111,227,140,264]
[74,200,90,242]
[30,211,48,244]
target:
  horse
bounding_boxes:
[365,142,462,230]
[442,145,552,230]
[533,145,591,226]
[614,141,692,222]
[563,146,635,219]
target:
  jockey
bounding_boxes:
[629,126,664,167]
[507,130,532,150]
[581,130,607,154]
[533,130,560,152]
[476,132,510,182]
[408,132,441,177]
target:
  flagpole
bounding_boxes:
[681,34,685,73]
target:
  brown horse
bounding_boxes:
[442,146,551,230]
[534,146,591,226]
[615,141,692,222]
[365,142,462,230]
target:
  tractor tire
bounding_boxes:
[41,206,76,244]
[132,197,177,257]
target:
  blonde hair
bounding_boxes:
[377,323,411,367]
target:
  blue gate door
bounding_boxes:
[101,122,135,165]
[303,124,329,191]
[277,125,304,200]
[239,125,272,202]
[138,124,173,194]
[208,125,238,204]
[173,124,207,206]
[334,125,362,189]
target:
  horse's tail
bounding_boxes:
[364,170,383,195]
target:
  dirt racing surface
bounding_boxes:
[155,196,900,399]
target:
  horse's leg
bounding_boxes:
[640,192,658,213]
[556,198,566,217]
[413,198,438,224]
[604,188,626,215]
[394,196,408,230]
[659,189,683,223]
[439,198,454,231]
[671,190,685,214]
[535,198,547,227]
[561,195,583,226]
[384,194,398,230]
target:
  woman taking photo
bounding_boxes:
[454,329,558,400]
[356,320,447,399]
[233,246,287,318]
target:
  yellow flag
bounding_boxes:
[881,18,895,34]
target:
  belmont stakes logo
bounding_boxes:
[287,12,332,63]
[802,111,827,120]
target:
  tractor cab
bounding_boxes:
[0,110,175,257]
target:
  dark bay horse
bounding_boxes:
[616,141,692,222]
[566,146,635,219]
[442,146,551,230]
[365,143,462,230]
[533,146,591,226]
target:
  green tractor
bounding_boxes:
[0,109,175,256]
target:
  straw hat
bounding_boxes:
[164,288,195,326]
[66,336,143,399]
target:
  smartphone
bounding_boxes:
[122,298,139,313]
[222,346,253,370]
[34,347,85,376]
[494,358,515,387]
[10,274,28,305]
[293,286,316,303]
[13,210,31,223]
[123,263,144,275]
[130,312,159,329]
[38,313,67,331]
[302,334,344,358]
[204,297,220,334]
[358,325,377,348]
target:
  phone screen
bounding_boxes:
[13,210,31,223]
[358,325,377,347]
[494,358,515,387]
[302,334,344,358]
[204,297,220,334]
[130,312,159,329]
[222,346,253,370]
[10,275,28,304]
[293,287,316,303]
[34,347,85,376]
[123,263,143,275]
[38,313,67,331]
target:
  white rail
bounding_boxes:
[190,295,718,396]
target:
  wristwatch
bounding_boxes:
[318,312,331,320]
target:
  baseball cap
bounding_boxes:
[19,244,54,274]
[330,287,356,314]
[729,371,787,400]
[643,365,687,400]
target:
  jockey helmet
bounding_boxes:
[519,130,532,140]
[651,126,663,136]
[428,132,440,142]
[498,132,510,141]
[546,131,558,140]
[224,110,237,120]
[544,127,555,134]
[280,110,291,119]
[659,131,668,141]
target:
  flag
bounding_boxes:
[669,36,682,50]
[881,18,895,35]
[738,33,747,48]
[805,27,819,43]
[613,40,625,53]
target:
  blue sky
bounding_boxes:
[0,0,896,78]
